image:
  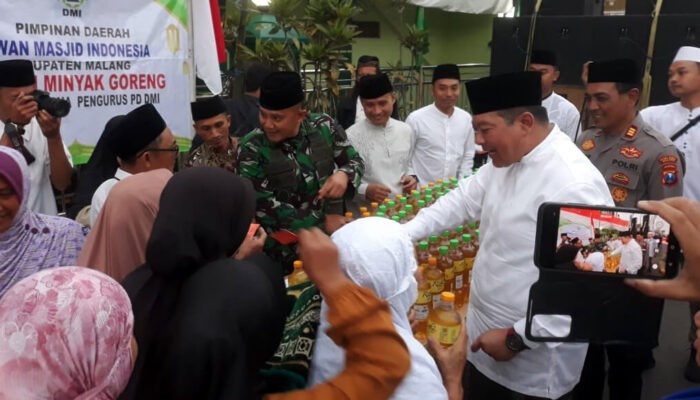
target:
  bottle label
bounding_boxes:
[432,293,442,309]
[416,289,431,305]
[414,304,429,320]
[427,321,461,345]
[429,278,444,294]
[455,274,463,290]
[454,259,465,273]
[465,257,475,271]
[445,267,455,281]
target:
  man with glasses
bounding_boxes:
[89,103,177,226]
[186,96,237,173]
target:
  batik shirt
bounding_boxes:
[237,114,364,270]
[185,137,238,173]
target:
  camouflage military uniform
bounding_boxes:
[577,114,684,206]
[237,113,364,270]
[184,137,239,173]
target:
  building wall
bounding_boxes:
[350,1,494,67]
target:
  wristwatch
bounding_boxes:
[505,327,529,353]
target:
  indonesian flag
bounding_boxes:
[192,0,226,94]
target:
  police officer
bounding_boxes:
[574,59,684,400]
[237,71,364,272]
[578,59,684,207]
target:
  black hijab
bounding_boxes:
[120,168,286,400]
[66,115,124,219]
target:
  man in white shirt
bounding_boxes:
[403,71,613,399]
[529,50,581,141]
[347,74,417,206]
[406,64,476,184]
[89,103,178,226]
[639,45,700,382]
[644,232,659,270]
[610,231,643,275]
[575,251,605,272]
[0,59,73,215]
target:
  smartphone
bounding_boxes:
[535,202,680,279]
[269,229,298,245]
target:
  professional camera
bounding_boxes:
[30,90,71,118]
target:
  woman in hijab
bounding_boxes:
[66,115,124,220]
[0,147,88,298]
[77,168,173,282]
[308,217,448,399]
[120,167,286,400]
[0,266,135,399]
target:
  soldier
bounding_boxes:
[237,71,364,272]
[185,96,238,173]
[574,59,684,400]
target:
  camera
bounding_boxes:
[30,90,71,118]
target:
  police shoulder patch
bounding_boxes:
[581,139,595,151]
[624,125,638,139]
[658,154,679,165]
[661,164,679,186]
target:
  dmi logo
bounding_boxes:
[62,0,85,17]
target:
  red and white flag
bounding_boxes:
[192,0,226,94]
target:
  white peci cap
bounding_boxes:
[673,46,700,63]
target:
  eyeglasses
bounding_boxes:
[137,142,179,158]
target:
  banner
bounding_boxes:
[407,0,511,14]
[0,0,193,164]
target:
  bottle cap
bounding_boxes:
[475,229,480,237]
[417,200,426,207]
[395,194,403,200]
[429,235,438,243]
[371,202,379,208]
[362,212,371,218]
[383,198,391,204]
[439,246,448,254]
[428,182,435,188]
[400,197,408,204]
[388,200,396,207]
[463,233,472,241]
[345,212,353,218]
[450,239,459,247]
[428,257,437,265]
[468,222,476,228]
[406,204,414,212]
[437,179,444,184]
[376,212,385,217]
[391,216,400,222]
[398,210,407,217]
[441,230,450,237]
[455,225,463,233]
[419,241,428,250]
[379,205,387,212]
[425,195,434,202]
[293,260,303,269]
[412,190,421,198]
[441,292,455,302]
[359,206,368,213]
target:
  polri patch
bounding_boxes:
[619,146,642,159]
[581,139,595,151]
[624,125,638,139]
[658,155,679,165]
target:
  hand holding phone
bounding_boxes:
[535,202,680,280]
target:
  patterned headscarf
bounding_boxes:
[0,267,134,399]
[0,147,88,298]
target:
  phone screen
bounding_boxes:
[537,203,679,279]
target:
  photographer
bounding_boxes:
[0,59,72,215]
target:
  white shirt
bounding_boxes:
[611,239,643,275]
[645,237,659,257]
[347,118,415,199]
[406,104,475,184]
[402,126,614,398]
[89,168,132,226]
[542,92,581,141]
[0,118,72,215]
[586,252,605,272]
[354,97,366,126]
[641,102,700,201]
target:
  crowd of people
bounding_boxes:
[1,42,700,399]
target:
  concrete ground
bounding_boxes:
[641,300,698,399]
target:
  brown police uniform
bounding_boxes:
[577,114,684,206]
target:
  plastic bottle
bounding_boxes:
[416,241,430,268]
[428,235,440,257]
[416,200,426,213]
[359,206,368,215]
[473,229,481,253]
[452,225,464,240]
[378,204,387,216]
[425,194,435,206]
[461,234,477,305]
[344,212,353,219]
[398,210,408,223]
[450,239,466,308]
[440,230,451,247]
[386,201,397,217]
[438,245,454,293]
[287,260,309,286]
[391,215,400,223]
[399,197,408,213]
[426,257,444,309]
[413,266,431,344]
[370,202,379,215]
[362,211,371,218]
[405,204,415,219]
[428,292,462,347]
[410,190,421,208]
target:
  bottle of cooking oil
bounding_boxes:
[287,260,309,286]
[428,292,462,347]
[370,202,379,215]
[413,266,431,344]
[416,240,430,268]
[438,246,454,293]
[461,234,477,305]
[440,231,451,247]
[428,235,440,257]
[450,239,466,308]
[473,229,480,253]
[426,257,444,309]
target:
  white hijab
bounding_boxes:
[308,217,447,399]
